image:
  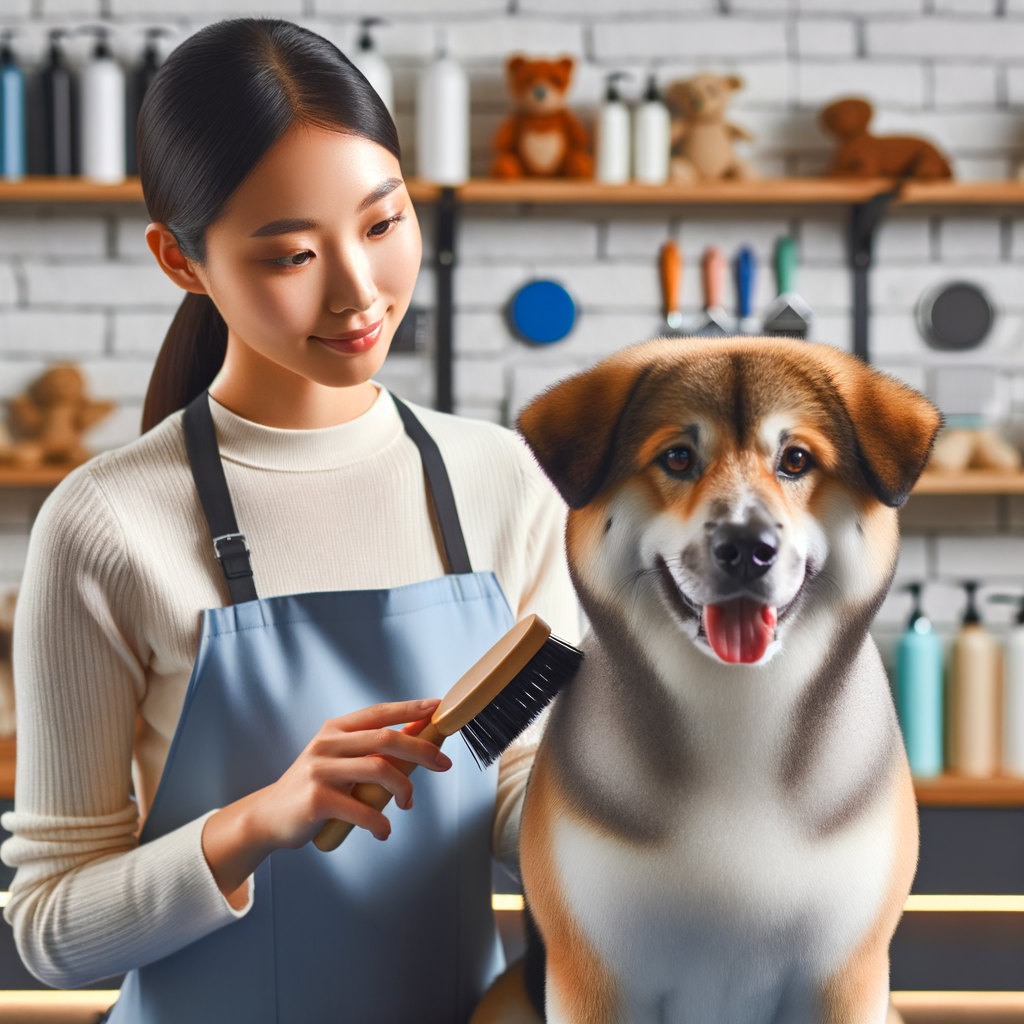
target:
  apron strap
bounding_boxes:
[390,394,473,575]
[182,391,473,605]
[182,392,259,605]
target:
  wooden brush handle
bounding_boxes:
[703,246,726,309]
[659,240,682,318]
[313,720,446,853]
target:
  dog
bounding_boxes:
[476,338,939,1024]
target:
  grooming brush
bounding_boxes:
[313,614,582,852]
[761,236,812,340]
[659,239,685,336]
[692,246,733,336]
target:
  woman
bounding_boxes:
[0,20,576,1023]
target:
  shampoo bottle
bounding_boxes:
[80,26,126,184]
[41,29,74,176]
[949,582,1001,778]
[990,593,1024,778]
[596,72,630,185]
[349,18,393,116]
[633,74,669,185]
[895,583,944,778]
[0,32,25,181]
[127,28,166,176]
[416,42,468,186]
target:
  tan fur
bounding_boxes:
[520,743,621,1024]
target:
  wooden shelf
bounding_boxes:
[915,774,1024,807]
[0,737,13,800]
[0,466,74,487]
[912,471,1024,495]
[2,176,1024,207]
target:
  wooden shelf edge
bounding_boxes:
[914,774,1024,807]
[0,466,74,487]
[912,471,1024,495]
[0,737,14,800]
[2,176,1024,206]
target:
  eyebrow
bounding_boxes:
[357,177,404,213]
[250,218,320,238]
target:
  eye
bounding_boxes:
[779,446,813,478]
[271,251,312,267]
[659,447,694,476]
[368,214,403,238]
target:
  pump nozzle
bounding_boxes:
[78,25,113,59]
[359,17,387,50]
[962,581,982,625]
[604,71,630,102]
[644,73,660,103]
[987,592,1024,625]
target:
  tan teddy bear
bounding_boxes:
[2,364,114,468]
[665,73,756,182]
[491,55,593,179]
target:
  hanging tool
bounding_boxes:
[692,246,732,336]
[659,239,685,336]
[762,236,812,339]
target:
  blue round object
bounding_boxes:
[510,280,576,344]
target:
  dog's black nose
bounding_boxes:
[711,523,779,581]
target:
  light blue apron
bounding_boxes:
[108,392,515,1024]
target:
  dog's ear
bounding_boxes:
[517,352,651,509]
[828,357,942,508]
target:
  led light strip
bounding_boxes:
[1,891,1018,915]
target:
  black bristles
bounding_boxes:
[459,634,584,769]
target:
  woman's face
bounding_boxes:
[159,125,421,391]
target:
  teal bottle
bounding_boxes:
[0,31,25,181]
[896,583,944,777]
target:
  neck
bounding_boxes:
[208,332,378,429]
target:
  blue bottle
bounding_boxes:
[0,31,25,181]
[896,583,945,778]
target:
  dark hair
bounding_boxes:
[140,19,400,432]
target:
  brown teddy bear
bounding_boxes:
[819,98,952,179]
[665,73,756,181]
[1,364,114,468]
[491,55,593,179]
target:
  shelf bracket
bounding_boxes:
[434,187,457,414]
[849,186,900,363]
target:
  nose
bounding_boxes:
[711,523,779,581]
[326,245,378,315]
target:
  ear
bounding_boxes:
[726,74,743,91]
[517,351,651,509]
[828,357,942,507]
[506,55,527,81]
[556,56,575,82]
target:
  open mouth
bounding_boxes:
[655,556,799,665]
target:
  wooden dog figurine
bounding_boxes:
[820,98,952,180]
[480,338,939,1024]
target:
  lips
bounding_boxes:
[313,318,383,354]
[703,599,778,664]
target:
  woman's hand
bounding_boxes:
[201,698,451,907]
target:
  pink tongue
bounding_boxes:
[703,599,778,664]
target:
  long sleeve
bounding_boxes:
[1,470,248,988]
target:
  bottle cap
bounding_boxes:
[359,17,386,51]
[605,71,628,102]
[962,581,981,625]
[644,74,660,102]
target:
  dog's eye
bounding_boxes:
[660,447,693,475]
[779,447,812,477]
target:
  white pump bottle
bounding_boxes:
[416,41,469,186]
[349,18,393,116]
[633,74,670,184]
[80,26,125,184]
[596,72,630,185]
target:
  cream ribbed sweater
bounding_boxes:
[0,388,578,988]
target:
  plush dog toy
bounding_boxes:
[820,98,952,180]
[2,364,113,468]
[475,338,939,1024]
[492,55,593,179]
[665,73,756,181]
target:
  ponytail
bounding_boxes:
[137,19,399,432]
[141,294,227,432]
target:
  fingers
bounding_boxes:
[320,755,416,811]
[322,790,394,842]
[335,699,440,732]
[312,727,453,773]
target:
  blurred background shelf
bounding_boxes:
[0,467,75,488]
[912,472,1024,495]
[2,177,1024,207]
[915,775,1024,807]
[0,740,13,800]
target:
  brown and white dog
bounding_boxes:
[482,338,939,1024]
